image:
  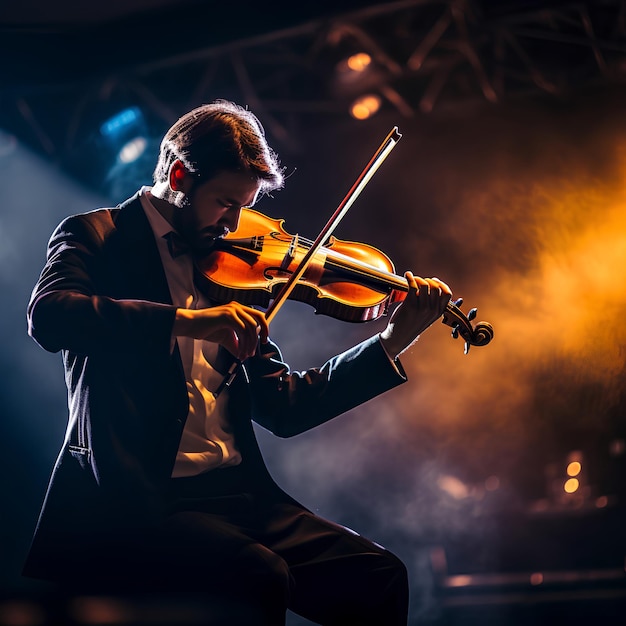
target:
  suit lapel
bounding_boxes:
[112,193,173,305]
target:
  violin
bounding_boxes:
[195,208,494,354]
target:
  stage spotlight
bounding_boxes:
[66,104,159,199]
[99,106,148,164]
[332,48,387,100]
[337,52,372,74]
[566,459,581,477]
[100,106,142,138]
[118,136,148,164]
[540,449,591,510]
[349,94,382,120]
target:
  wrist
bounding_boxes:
[173,308,195,337]
[379,327,419,359]
[379,329,400,360]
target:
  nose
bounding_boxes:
[224,206,243,233]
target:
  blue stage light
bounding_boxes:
[100,107,143,139]
[99,106,148,164]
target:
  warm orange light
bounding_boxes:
[530,572,544,585]
[564,478,579,493]
[346,52,372,72]
[437,475,469,499]
[566,461,581,476]
[350,94,381,120]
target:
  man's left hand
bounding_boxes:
[379,272,452,358]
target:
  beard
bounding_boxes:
[177,194,229,254]
[192,226,229,254]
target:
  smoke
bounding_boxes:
[7,93,626,603]
[398,153,626,422]
[0,137,110,590]
[261,99,626,572]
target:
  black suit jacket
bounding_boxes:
[24,192,407,581]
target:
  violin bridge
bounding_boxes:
[280,234,299,271]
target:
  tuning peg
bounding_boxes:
[451,325,459,339]
[468,307,477,321]
[453,298,464,307]
[464,341,470,355]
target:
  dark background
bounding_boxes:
[2,1,626,624]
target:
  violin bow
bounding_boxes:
[213,127,403,397]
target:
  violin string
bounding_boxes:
[224,235,408,291]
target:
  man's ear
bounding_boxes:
[169,160,187,191]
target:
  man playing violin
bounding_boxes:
[25,100,451,625]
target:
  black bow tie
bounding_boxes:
[164,231,191,259]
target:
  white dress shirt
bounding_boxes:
[140,187,242,477]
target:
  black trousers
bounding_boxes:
[98,465,409,626]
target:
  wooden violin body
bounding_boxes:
[195,209,403,322]
[195,208,494,352]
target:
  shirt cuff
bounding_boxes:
[377,333,403,376]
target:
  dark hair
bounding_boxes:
[153,100,284,194]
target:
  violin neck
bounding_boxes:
[324,255,459,313]
[324,256,408,298]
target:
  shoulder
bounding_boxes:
[48,208,118,251]
[51,196,138,246]
[53,191,142,236]
[62,206,117,231]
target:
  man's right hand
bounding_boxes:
[174,301,269,361]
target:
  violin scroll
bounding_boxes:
[442,298,494,354]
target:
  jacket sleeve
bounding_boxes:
[245,334,407,437]
[27,213,177,356]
